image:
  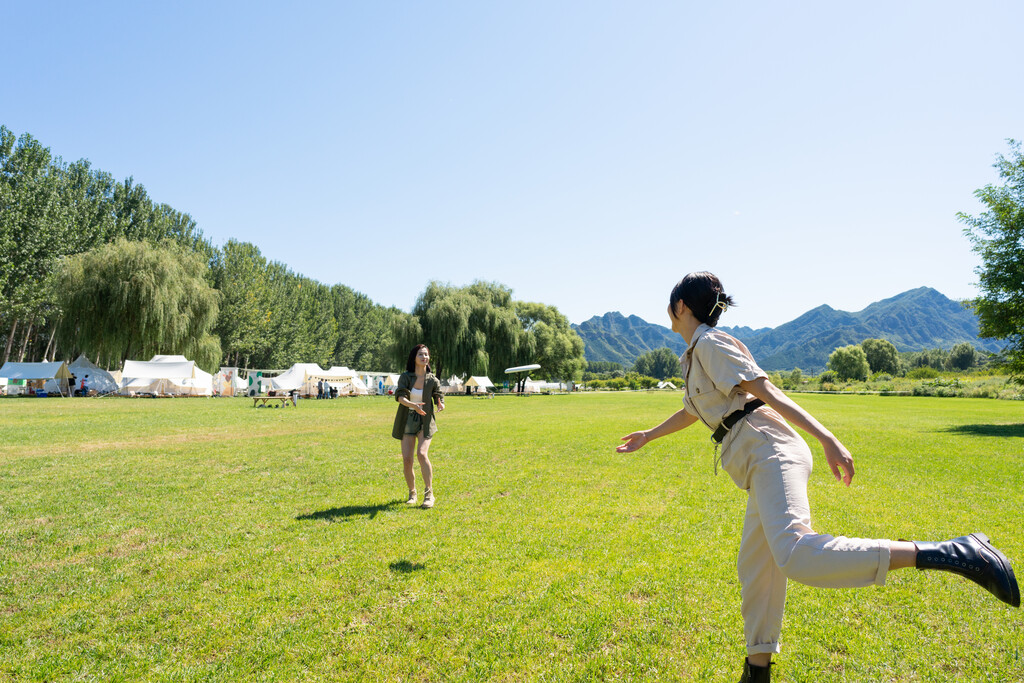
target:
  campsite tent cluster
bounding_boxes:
[0,358,567,399]
[0,357,374,398]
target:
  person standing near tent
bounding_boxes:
[616,271,1018,682]
[393,344,444,509]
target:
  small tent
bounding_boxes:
[0,361,73,396]
[465,376,494,393]
[440,375,464,394]
[50,354,119,395]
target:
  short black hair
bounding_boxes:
[669,271,735,327]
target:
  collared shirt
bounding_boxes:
[681,323,767,431]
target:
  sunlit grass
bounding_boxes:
[0,393,1021,681]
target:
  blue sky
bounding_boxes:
[4,1,1022,330]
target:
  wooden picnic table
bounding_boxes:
[253,396,295,408]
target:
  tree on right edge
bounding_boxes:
[960,140,1024,384]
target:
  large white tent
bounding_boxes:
[119,355,214,396]
[0,361,73,396]
[267,363,362,396]
[325,366,369,395]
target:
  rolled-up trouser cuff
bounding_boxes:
[873,539,891,586]
[747,641,781,656]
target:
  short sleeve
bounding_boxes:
[693,332,766,394]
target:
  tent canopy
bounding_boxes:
[0,361,72,381]
[465,376,494,388]
[65,354,118,394]
[122,360,195,380]
[120,356,213,396]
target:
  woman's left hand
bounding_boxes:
[823,437,855,487]
[437,400,445,413]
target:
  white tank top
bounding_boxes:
[410,387,423,404]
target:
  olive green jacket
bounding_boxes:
[392,371,443,440]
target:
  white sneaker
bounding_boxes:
[422,489,435,509]
[406,490,417,505]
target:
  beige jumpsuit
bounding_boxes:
[682,324,891,656]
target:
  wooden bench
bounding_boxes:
[253,396,295,408]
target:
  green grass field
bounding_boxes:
[1,393,1021,682]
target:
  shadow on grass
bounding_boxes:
[389,560,426,573]
[296,500,403,522]
[942,423,1024,438]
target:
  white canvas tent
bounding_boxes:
[267,363,362,396]
[440,374,464,394]
[325,367,369,395]
[0,361,73,396]
[465,376,494,393]
[48,354,119,395]
[119,356,214,396]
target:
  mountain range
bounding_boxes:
[572,287,1002,372]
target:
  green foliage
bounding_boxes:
[947,342,977,371]
[960,140,1024,384]
[827,345,870,381]
[861,338,901,375]
[53,239,221,369]
[818,370,837,384]
[902,348,950,371]
[586,360,622,374]
[392,281,585,382]
[906,366,940,380]
[631,347,680,380]
[0,126,210,365]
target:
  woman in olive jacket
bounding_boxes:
[393,344,445,508]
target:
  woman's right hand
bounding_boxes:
[411,402,427,416]
[616,431,648,453]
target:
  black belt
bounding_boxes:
[711,399,765,443]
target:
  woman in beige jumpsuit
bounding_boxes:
[617,272,1019,683]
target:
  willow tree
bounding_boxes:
[54,239,221,370]
[391,281,583,382]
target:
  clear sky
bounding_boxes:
[5,1,1022,330]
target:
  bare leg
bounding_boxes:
[401,435,417,493]
[888,541,918,570]
[417,433,433,492]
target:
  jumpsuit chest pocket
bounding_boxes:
[686,371,715,398]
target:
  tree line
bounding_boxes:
[5,126,574,377]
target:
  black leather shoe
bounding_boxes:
[914,533,1020,608]
[738,658,771,683]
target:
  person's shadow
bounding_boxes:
[296,500,403,522]
[942,423,1024,438]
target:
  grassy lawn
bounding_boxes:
[1,392,1021,682]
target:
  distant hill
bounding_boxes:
[572,287,1002,372]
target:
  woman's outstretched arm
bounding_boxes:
[739,376,855,486]
[617,408,699,452]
